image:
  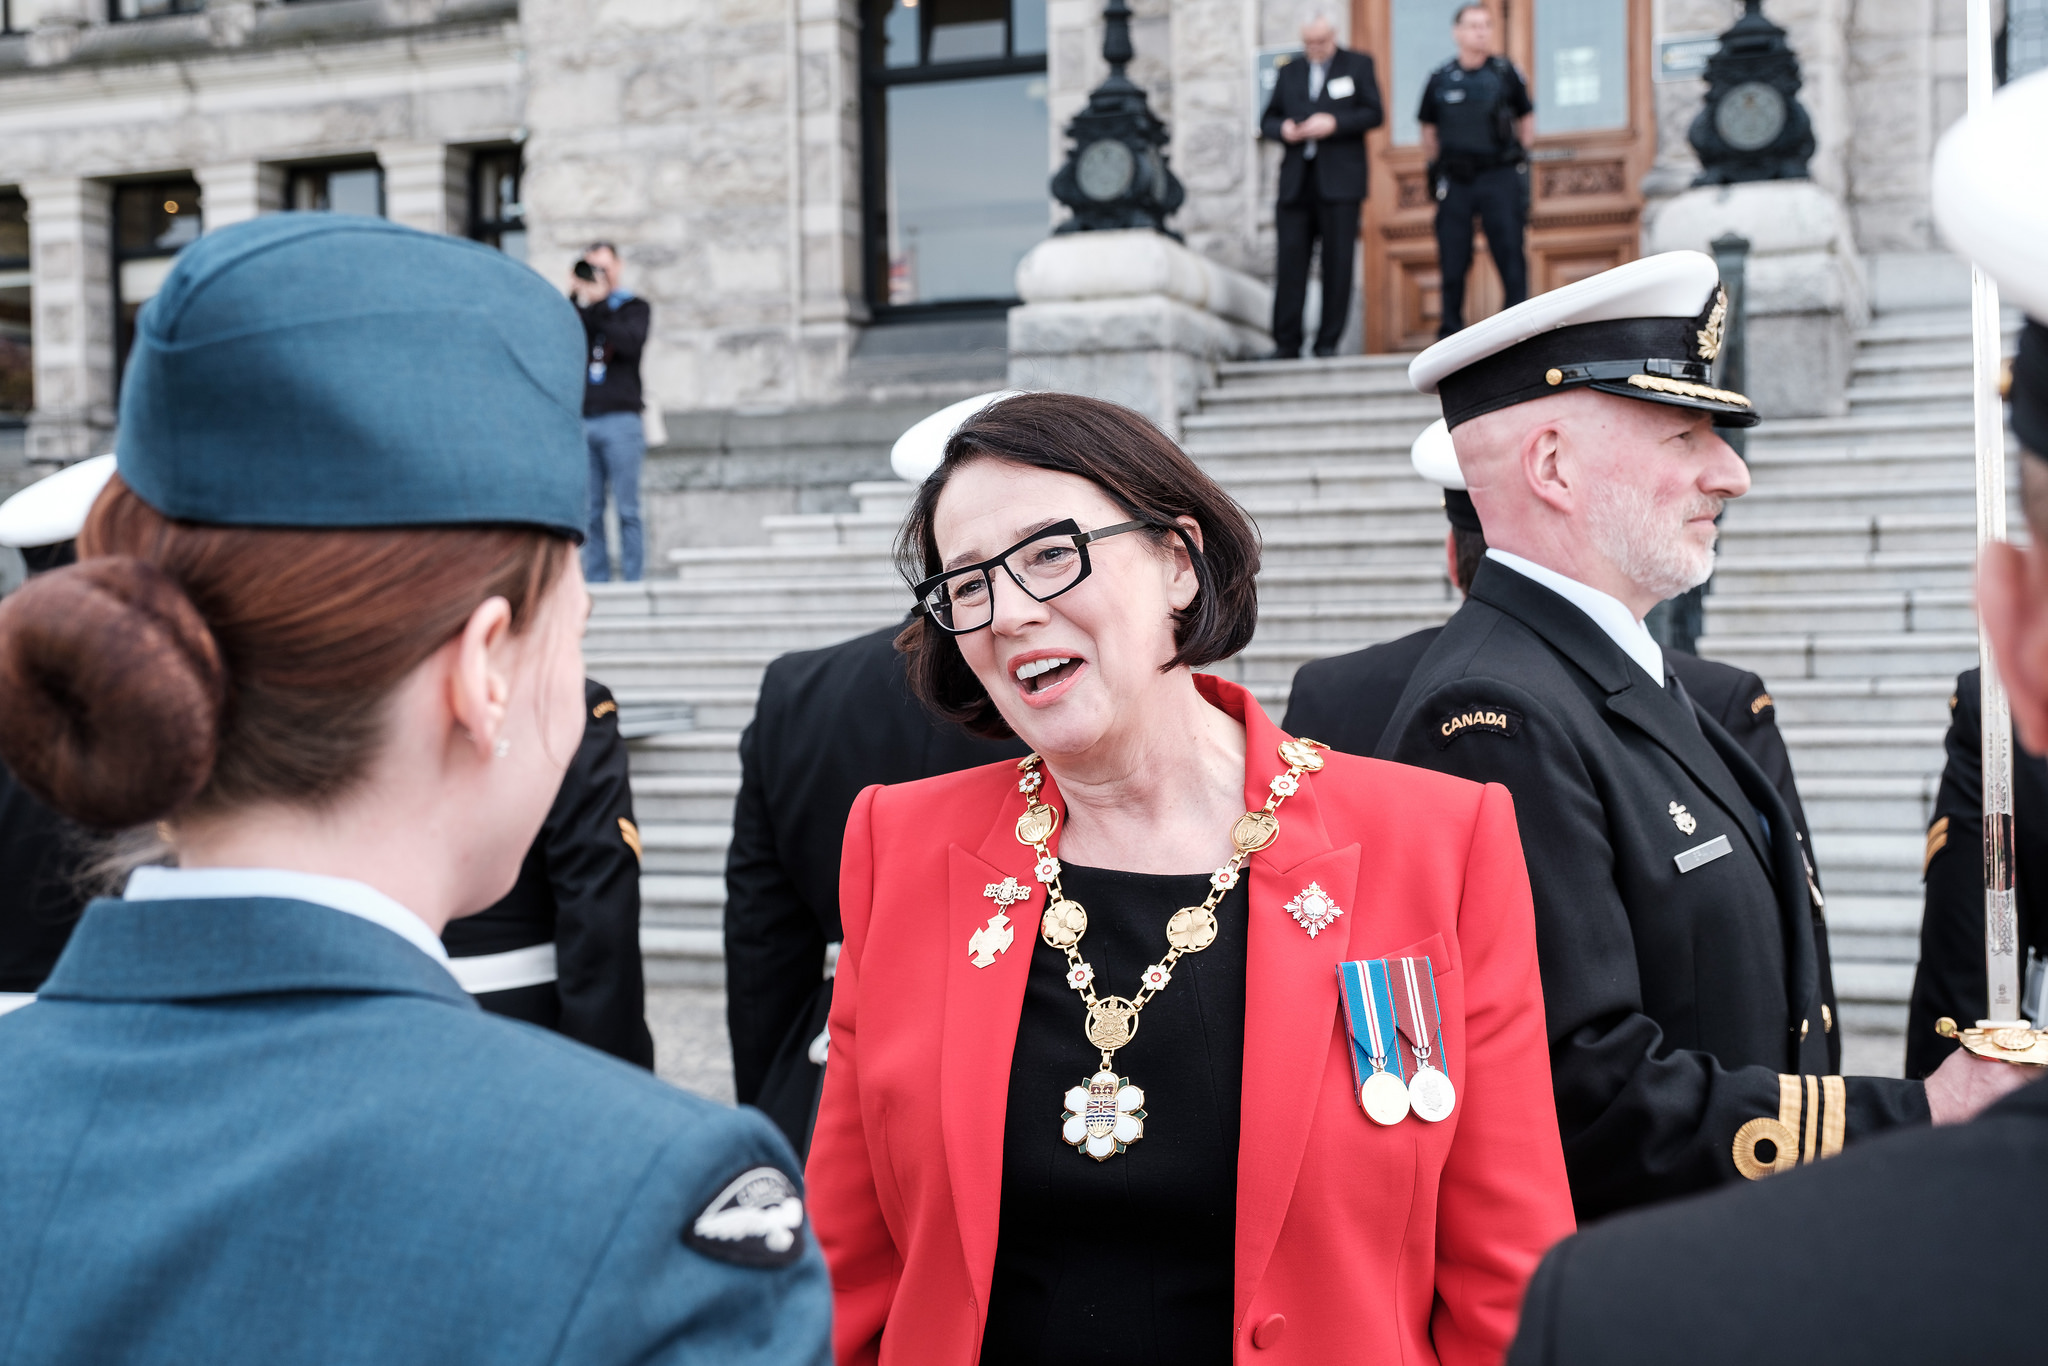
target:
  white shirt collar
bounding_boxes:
[123,866,450,966]
[1484,548,1666,686]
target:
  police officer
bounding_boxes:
[444,677,656,1068]
[1506,70,2048,1365]
[1284,421,1823,865]
[1377,251,2007,1222]
[725,392,1025,1156]
[0,215,829,1363]
[1419,3,1532,339]
[1905,667,2048,1078]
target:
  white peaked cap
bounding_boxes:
[0,453,118,549]
[1409,251,1723,395]
[1410,419,1465,491]
[890,390,1023,483]
[1932,69,2048,320]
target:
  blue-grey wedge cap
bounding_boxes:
[117,214,586,539]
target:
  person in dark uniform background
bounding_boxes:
[1284,420,1822,866]
[1380,252,1992,1223]
[1505,71,2048,1364]
[725,394,1026,1156]
[443,677,654,1068]
[1906,667,2048,1078]
[1419,4,1532,340]
[1260,16,1384,358]
[0,455,118,1014]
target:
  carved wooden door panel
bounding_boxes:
[1356,0,1654,353]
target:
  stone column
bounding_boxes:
[194,161,284,231]
[377,143,470,235]
[1008,228,1271,436]
[792,0,865,400]
[22,178,115,464]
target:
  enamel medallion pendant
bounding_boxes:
[1062,1070,1147,1160]
[1360,1069,1411,1126]
[1408,1064,1455,1122]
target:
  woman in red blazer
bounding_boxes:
[807,393,1573,1366]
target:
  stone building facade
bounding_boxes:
[0,0,2022,551]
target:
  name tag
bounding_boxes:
[1674,834,1733,874]
[1442,87,1467,103]
[1326,74,1356,100]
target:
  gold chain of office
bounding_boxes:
[1013,736,1329,1070]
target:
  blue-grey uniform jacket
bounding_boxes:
[0,894,832,1365]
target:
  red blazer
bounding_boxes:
[807,676,1573,1365]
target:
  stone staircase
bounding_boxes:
[1698,304,2021,1066]
[592,314,2013,1076]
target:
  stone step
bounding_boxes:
[1807,830,1923,895]
[626,730,744,775]
[1854,309,2022,346]
[1237,494,1453,539]
[1833,961,1915,1005]
[1708,552,1975,596]
[1745,675,1956,727]
[1747,411,1981,444]
[587,611,901,653]
[639,821,732,876]
[1212,353,1417,382]
[1701,587,1977,636]
[588,651,781,691]
[1798,775,1939,832]
[593,578,914,619]
[1714,512,1978,556]
[670,542,896,581]
[1248,600,1457,645]
[1197,370,1423,407]
[611,685,761,731]
[1777,724,1945,775]
[1180,400,1442,447]
[1694,630,1980,681]
[640,873,725,931]
[631,773,743,825]
[850,480,916,517]
[1184,427,1422,465]
[1731,479,1988,519]
[1252,562,1457,607]
[763,510,908,549]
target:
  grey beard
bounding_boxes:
[1583,483,1720,603]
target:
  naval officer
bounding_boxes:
[0,214,829,1364]
[1377,251,2017,1221]
[1286,419,1824,858]
[1506,69,2048,1363]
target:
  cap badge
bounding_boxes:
[1669,801,1698,836]
[1695,286,1728,362]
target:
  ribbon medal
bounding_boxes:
[1391,956,1455,1123]
[1338,959,1409,1125]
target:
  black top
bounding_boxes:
[981,865,1248,1366]
[1906,667,2048,1077]
[1378,559,1925,1219]
[725,622,1025,1152]
[441,679,653,1069]
[1509,1077,2048,1364]
[576,294,651,417]
[0,760,93,994]
[1258,47,1385,204]
[1418,56,1531,163]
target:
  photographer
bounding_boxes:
[1419,3,1532,339]
[569,243,652,583]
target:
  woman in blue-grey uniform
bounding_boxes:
[0,214,830,1366]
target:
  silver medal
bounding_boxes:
[1407,1063,1455,1122]
[1360,1068,1411,1126]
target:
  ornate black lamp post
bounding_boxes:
[1689,0,1816,183]
[1049,0,1186,234]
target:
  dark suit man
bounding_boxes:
[1507,76,2048,1363]
[442,678,655,1068]
[1260,18,1383,358]
[1381,253,1951,1223]
[724,622,1025,1154]
[1905,668,2048,1077]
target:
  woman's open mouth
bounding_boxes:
[1013,654,1085,698]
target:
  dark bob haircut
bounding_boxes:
[894,391,1262,739]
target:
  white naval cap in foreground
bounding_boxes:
[890,390,1022,483]
[1932,68,2048,458]
[0,453,118,550]
[1412,418,1485,534]
[1408,251,1756,430]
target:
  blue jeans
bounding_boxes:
[583,411,645,582]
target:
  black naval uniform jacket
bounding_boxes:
[1285,623,1821,857]
[1906,667,2048,1078]
[1259,47,1384,204]
[724,622,1024,1154]
[441,678,654,1068]
[1377,560,1926,1220]
[0,761,92,994]
[1508,1077,2048,1364]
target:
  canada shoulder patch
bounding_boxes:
[684,1165,807,1268]
[1434,705,1523,748]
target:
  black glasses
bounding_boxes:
[914,519,1159,635]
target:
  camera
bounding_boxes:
[572,259,599,282]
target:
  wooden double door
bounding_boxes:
[1356,0,1654,352]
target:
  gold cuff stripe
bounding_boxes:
[1735,1074,1851,1179]
[1624,373,1754,407]
[618,816,643,864]
[1821,1076,1846,1159]
[1924,816,1950,874]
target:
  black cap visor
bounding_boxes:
[1437,314,1758,429]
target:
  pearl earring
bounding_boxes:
[493,738,510,759]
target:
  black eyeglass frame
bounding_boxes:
[913,518,1173,635]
